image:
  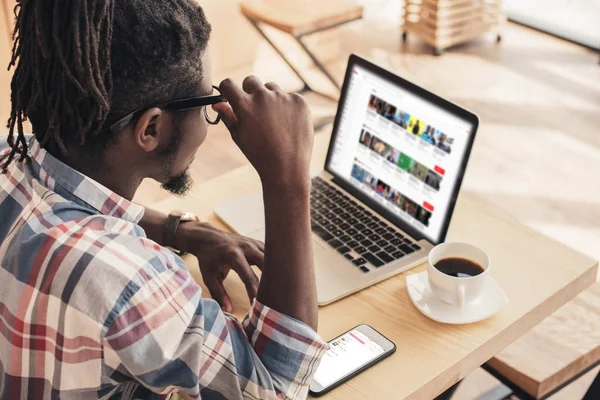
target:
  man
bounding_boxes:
[412,120,421,135]
[0,0,326,399]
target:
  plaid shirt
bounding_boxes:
[0,136,327,399]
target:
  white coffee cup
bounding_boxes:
[427,242,490,308]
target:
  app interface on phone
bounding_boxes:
[312,329,386,389]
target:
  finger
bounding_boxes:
[242,75,264,95]
[219,78,246,110]
[245,248,264,271]
[205,276,233,313]
[230,252,259,302]
[253,239,265,253]
[212,102,239,134]
[264,81,282,92]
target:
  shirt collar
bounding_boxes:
[28,138,145,224]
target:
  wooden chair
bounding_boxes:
[481,282,600,400]
[239,0,363,100]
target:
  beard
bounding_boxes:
[161,167,193,197]
[158,116,195,197]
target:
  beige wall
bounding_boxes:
[0,1,15,130]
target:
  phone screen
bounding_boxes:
[312,328,387,389]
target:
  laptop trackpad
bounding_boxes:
[214,191,265,237]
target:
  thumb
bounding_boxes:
[213,102,238,134]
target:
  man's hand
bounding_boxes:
[213,77,314,189]
[213,77,318,329]
[175,222,264,313]
[137,208,264,313]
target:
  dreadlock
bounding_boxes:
[2,0,211,172]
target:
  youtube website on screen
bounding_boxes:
[327,65,474,243]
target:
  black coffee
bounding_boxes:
[434,257,485,278]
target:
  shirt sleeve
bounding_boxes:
[0,135,8,152]
[102,256,328,400]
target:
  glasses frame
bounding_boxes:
[109,85,227,133]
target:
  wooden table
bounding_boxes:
[485,282,600,399]
[149,131,598,400]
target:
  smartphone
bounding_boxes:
[309,324,396,397]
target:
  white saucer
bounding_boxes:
[406,271,509,324]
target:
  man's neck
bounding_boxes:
[53,145,142,201]
[78,164,142,201]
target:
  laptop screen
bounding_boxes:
[326,61,476,244]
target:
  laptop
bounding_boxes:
[215,54,479,305]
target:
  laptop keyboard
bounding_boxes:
[310,177,421,272]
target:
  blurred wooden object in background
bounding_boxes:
[403,0,505,56]
[239,0,363,99]
[484,283,600,399]
[240,0,363,37]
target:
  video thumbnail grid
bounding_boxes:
[350,161,433,227]
[359,129,443,191]
[367,94,454,155]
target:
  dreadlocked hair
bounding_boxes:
[2,0,211,172]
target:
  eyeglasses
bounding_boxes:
[109,85,227,133]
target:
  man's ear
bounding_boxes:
[132,107,164,153]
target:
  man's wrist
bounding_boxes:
[164,212,202,252]
[174,219,215,253]
[261,174,311,200]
